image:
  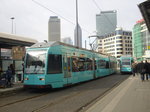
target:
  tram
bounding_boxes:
[120,55,133,74]
[23,41,117,88]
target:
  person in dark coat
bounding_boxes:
[10,64,15,83]
[148,61,150,79]
[6,66,12,87]
[138,61,146,81]
[145,60,149,80]
[136,62,141,74]
[132,62,137,76]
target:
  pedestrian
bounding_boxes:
[6,66,12,87]
[132,61,137,76]
[148,61,150,79]
[10,64,15,83]
[138,61,146,81]
[22,63,24,83]
[145,60,149,80]
[0,67,2,77]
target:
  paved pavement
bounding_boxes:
[0,82,23,95]
[85,75,150,112]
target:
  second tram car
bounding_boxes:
[24,41,117,88]
[120,56,133,74]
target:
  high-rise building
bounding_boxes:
[132,19,150,61]
[74,24,82,48]
[48,16,61,42]
[96,10,117,37]
[62,37,73,45]
[97,27,132,59]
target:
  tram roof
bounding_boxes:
[30,41,110,57]
[0,32,38,48]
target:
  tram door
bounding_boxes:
[93,58,96,78]
[63,53,72,84]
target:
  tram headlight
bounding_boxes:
[24,78,29,80]
[39,78,45,81]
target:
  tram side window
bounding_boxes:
[109,61,112,68]
[85,58,93,71]
[72,58,79,72]
[110,61,116,69]
[72,57,88,72]
[98,60,106,68]
[72,57,86,72]
[106,61,109,68]
[78,58,86,71]
[47,54,62,74]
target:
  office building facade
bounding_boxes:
[132,19,150,61]
[97,28,132,59]
[48,16,61,42]
[96,10,117,37]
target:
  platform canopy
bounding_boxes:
[0,32,38,48]
[139,0,150,32]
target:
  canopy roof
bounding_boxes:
[0,32,38,48]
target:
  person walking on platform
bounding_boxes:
[132,62,137,77]
[137,61,146,81]
[144,60,149,80]
[6,66,13,87]
[148,61,150,79]
[10,64,15,84]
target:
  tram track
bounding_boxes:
[30,76,127,112]
[0,88,88,111]
[31,90,86,112]
[0,74,130,112]
[0,92,49,108]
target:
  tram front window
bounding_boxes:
[122,62,130,65]
[122,62,131,67]
[25,50,46,74]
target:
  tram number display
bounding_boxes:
[122,59,130,65]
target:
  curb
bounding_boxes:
[0,86,24,96]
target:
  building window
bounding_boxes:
[116,40,122,43]
[117,56,120,58]
[116,36,122,39]
[116,44,122,46]
[117,48,123,50]
[117,52,123,54]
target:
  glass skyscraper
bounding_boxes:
[96,10,117,37]
[132,19,150,61]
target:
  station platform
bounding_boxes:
[0,82,23,95]
[85,75,150,112]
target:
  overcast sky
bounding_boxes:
[0,0,145,48]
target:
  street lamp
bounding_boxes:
[10,17,15,34]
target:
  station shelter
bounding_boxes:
[0,32,37,82]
